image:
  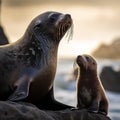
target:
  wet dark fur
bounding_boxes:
[0,11,73,110]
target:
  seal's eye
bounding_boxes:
[49,14,59,22]
[86,56,91,62]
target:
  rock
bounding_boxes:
[100,66,120,92]
[0,101,111,120]
[92,38,120,59]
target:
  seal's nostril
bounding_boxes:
[65,14,71,19]
[77,55,82,60]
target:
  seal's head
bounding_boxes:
[19,11,73,67]
[25,11,73,44]
[76,54,97,72]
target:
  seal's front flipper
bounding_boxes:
[99,100,108,115]
[88,99,99,113]
[37,87,73,110]
[8,75,32,101]
[77,97,86,109]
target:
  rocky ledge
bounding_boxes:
[0,101,111,120]
[100,66,120,92]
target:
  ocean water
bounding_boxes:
[54,58,120,120]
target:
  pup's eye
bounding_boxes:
[86,56,91,62]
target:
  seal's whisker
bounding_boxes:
[68,24,74,42]
[64,23,74,42]
[61,25,64,38]
[57,24,60,41]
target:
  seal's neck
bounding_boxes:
[78,68,98,83]
[14,32,58,69]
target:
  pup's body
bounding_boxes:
[76,54,108,115]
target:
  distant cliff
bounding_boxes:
[92,38,120,59]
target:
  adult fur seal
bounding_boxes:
[0,11,73,110]
[75,54,108,115]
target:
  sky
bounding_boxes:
[2,0,120,58]
[3,0,120,7]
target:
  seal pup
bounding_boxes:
[75,54,108,115]
[0,11,73,110]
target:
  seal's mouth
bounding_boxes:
[56,14,73,41]
[76,55,87,71]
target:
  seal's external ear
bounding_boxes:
[34,20,42,29]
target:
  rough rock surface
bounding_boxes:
[0,101,111,120]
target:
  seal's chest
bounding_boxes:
[28,69,54,97]
[80,87,92,103]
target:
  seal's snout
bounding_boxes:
[54,12,72,41]
[76,55,87,70]
[76,55,83,65]
[65,14,72,24]
[65,14,71,19]
[77,55,82,60]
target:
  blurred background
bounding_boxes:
[2,0,120,58]
[1,0,120,120]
